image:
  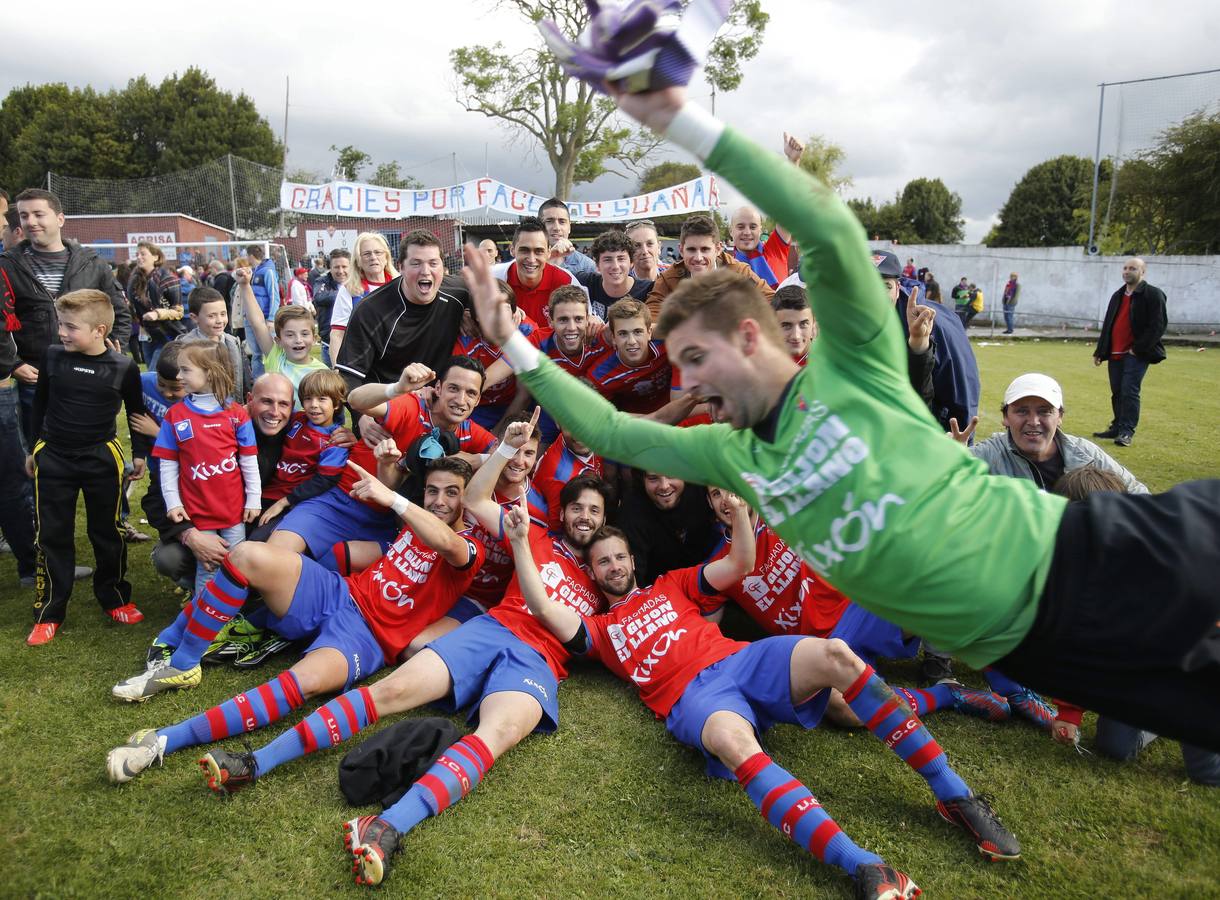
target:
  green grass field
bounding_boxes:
[1,340,1217,899]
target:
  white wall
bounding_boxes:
[869,242,1220,331]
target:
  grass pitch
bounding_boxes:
[1,339,1217,898]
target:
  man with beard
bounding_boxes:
[618,469,717,587]
[499,509,1019,898]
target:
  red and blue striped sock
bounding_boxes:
[251,686,378,775]
[894,684,954,717]
[168,560,249,670]
[381,735,495,834]
[844,666,970,802]
[734,752,882,876]
[159,671,304,754]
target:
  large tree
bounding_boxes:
[900,177,964,244]
[0,69,281,191]
[450,0,769,198]
[988,155,1094,247]
[1107,110,1220,255]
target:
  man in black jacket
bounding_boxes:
[1092,257,1167,447]
[1,188,132,442]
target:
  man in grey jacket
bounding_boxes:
[965,373,1146,493]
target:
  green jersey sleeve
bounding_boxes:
[519,353,734,486]
[704,127,906,384]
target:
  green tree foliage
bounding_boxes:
[848,178,964,244]
[449,0,768,198]
[631,161,705,231]
[370,161,424,191]
[636,161,702,194]
[1106,110,1220,255]
[0,69,281,191]
[901,178,965,244]
[988,155,1095,247]
[796,135,852,192]
[329,145,371,181]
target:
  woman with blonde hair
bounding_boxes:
[127,241,185,368]
[329,232,397,362]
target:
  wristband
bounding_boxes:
[390,494,410,517]
[495,440,519,460]
[384,382,403,400]
[665,102,725,162]
[502,331,541,373]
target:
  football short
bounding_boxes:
[267,554,387,689]
[275,489,398,558]
[426,614,560,733]
[829,602,920,664]
[447,595,487,624]
[666,635,829,780]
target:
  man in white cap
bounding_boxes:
[964,373,1146,493]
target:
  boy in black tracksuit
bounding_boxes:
[25,289,151,645]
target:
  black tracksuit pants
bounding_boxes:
[31,439,132,625]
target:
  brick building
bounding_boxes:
[63,213,235,263]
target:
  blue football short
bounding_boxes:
[447,596,488,624]
[829,602,920,664]
[666,635,829,780]
[426,615,560,733]
[275,489,398,558]
[267,555,386,689]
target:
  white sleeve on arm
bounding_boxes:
[240,454,262,507]
[331,285,353,330]
[664,103,726,163]
[160,459,183,510]
[502,331,541,373]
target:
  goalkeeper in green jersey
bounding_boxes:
[460,1,1220,754]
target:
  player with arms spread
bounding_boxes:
[466,1,1220,753]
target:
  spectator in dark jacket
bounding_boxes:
[1091,257,1167,447]
[0,188,132,442]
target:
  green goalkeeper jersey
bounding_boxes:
[517,124,1066,667]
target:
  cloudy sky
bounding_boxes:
[4,1,1218,241]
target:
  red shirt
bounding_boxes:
[533,435,603,533]
[585,334,672,414]
[460,480,549,610]
[703,521,850,637]
[489,524,603,679]
[1110,292,1135,358]
[453,316,542,408]
[338,392,496,506]
[263,413,346,502]
[584,566,745,717]
[501,262,578,326]
[348,522,484,663]
[152,399,258,529]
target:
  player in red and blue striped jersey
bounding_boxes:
[456,409,548,615]
[256,369,350,533]
[584,297,671,415]
[702,487,1011,724]
[534,428,602,533]
[507,505,1020,896]
[271,358,494,559]
[106,456,483,785]
[485,285,603,445]
[335,469,611,887]
[453,279,542,430]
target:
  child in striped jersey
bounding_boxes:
[254,369,350,536]
[153,340,260,595]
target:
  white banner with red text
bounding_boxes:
[278,175,720,222]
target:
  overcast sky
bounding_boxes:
[4,1,1218,241]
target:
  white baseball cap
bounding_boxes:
[1003,373,1063,409]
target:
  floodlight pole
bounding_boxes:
[1086,82,1106,256]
